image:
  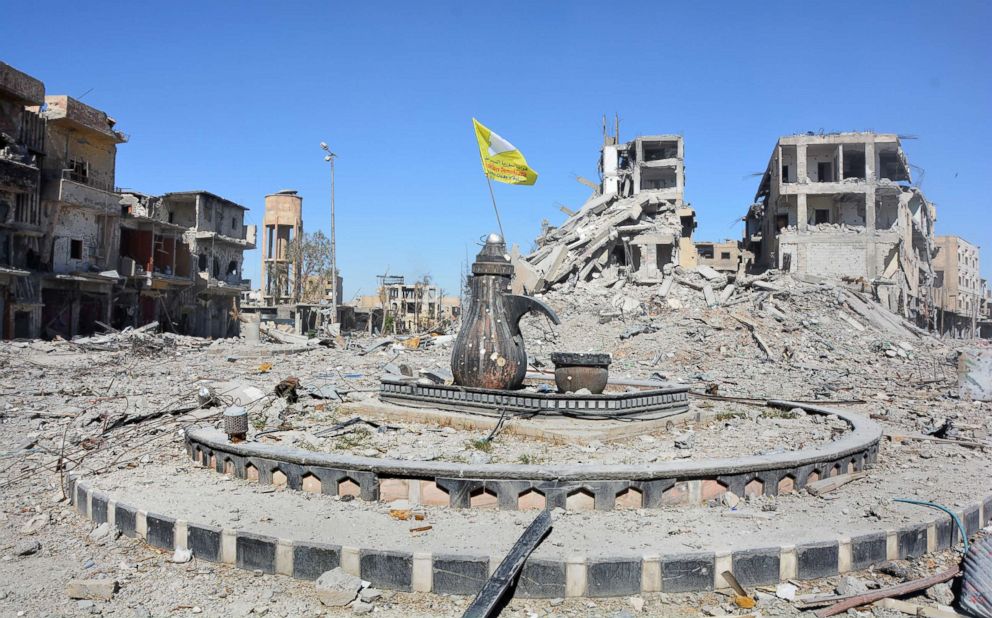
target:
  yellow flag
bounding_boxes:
[473,118,538,186]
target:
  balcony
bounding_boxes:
[0,157,39,192]
[47,171,120,212]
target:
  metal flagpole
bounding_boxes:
[485,173,506,241]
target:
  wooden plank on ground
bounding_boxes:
[814,567,960,617]
[462,510,553,618]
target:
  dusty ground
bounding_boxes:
[264,402,838,465]
[1,272,989,616]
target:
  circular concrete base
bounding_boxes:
[68,465,991,598]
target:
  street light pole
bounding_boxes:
[320,142,337,323]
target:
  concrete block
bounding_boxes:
[517,558,567,598]
[293,542,341,581]
[897,526,928,559]
[67,579,117,601]
[236,532,277,574]
[114,504,137,538]
[587,559,642,596]
[145,513,175,550]
[936,517,957,549]
[432,555,488,595]
[75,483,87,516]
[91,493,108,524]
[964,506,980,535]
[359,550,413,592]
[662,554,714,592]
[796,542,838,580]
[731,548,780,587]
[188,524,221,562]
[850,533,886,570]
[641,555,662,593]
[275,539,293,576]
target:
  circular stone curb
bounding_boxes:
[184,400,883,511]
[68,475,992,597]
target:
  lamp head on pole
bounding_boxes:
[320,142,328,150]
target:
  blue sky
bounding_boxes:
[3,2,990,298]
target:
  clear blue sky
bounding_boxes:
[3,2,990,298]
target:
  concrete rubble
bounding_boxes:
[1,61,990,618]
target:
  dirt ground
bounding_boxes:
[1,272,989,616]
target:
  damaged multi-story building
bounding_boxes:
[514,130,696,292]
[0,62,45,338]
[33,95,128,339]
[744,132,937,324]
[118,190,255,337]
[932,235,985,338]
[1,60,255,340]
[350,275,460,335]
[1,60,128,339]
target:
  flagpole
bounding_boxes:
[484,173,506,241]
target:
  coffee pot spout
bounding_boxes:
[504,294,560,337]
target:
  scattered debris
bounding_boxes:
[315,568,363,607]
[67,579,118,601]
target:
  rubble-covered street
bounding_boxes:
[3,4,992,617]
[2,269,990,616]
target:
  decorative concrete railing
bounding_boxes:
[184,400,882,511]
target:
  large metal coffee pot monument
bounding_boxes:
[451,233,560,390]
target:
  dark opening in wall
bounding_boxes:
[70,239,82,260]
[697,244,714,259]
[227,260,238,276]
[656,244,673,270]
[814,209,831,224]
[817,162,833,182]
[642,141,678,162]
[781,164,790,183]
[611,244,627,266]
[68,158,88,184]
[198,253,207,272]
[843,150,866,180]
[720,252,731,260]
[878,151,907,181]
[212,258,220,278]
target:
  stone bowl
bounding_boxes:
[550,352,612,394]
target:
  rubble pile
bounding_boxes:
[0,270,989,617]
[514,191,686,292]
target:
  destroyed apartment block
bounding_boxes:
[513,134,698,292]
[0,60,256,340]
[117,189,256,338]
[744,132,938,326]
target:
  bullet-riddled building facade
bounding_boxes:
[0,61,46,338]
[745,132,937,325]
[0,60,255,340]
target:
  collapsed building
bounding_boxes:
[513,133,696,292]
[744,132,938,325]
